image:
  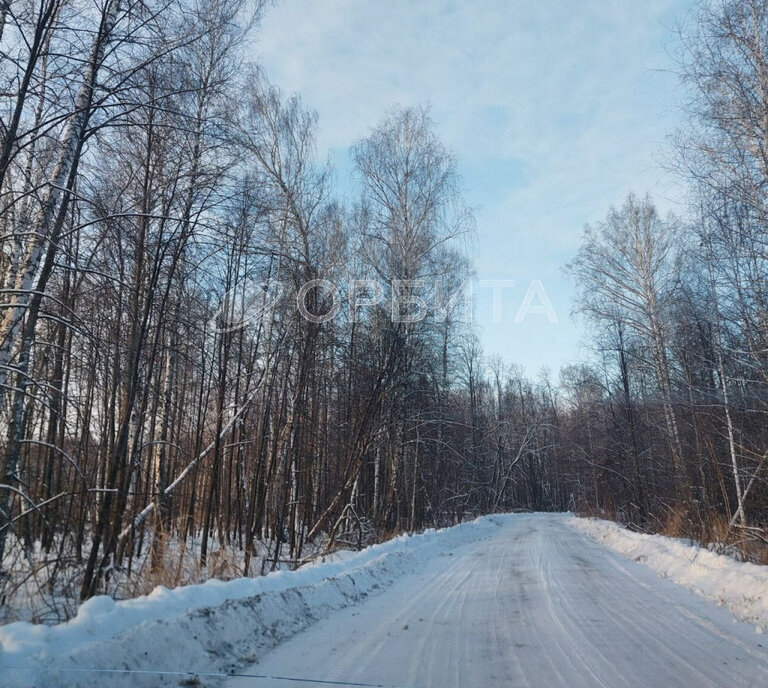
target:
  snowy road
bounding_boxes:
[227,513,768,688]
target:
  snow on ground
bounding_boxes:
[4,513,768,687]
[569,515,768,630]
[222,512,768,688]
[0,532,324,625]
[0,515,503,688]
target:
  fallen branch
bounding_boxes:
[118,381,263,542]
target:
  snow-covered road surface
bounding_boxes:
[227,513,768,688]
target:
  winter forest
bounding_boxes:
[2,0,768,625]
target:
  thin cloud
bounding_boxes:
[254,0,691,374]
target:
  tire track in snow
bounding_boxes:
[226,513,768,688]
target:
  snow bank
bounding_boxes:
[0,515,503,687]
[569,516,768,630]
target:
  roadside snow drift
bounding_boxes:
[569,516,768,630]
[224,513,768,688]
[0,516,503,688]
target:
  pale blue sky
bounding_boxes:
[254,0,693,376]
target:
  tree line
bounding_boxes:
[0,0,561,621]
[562,0,768,551]
[2,0,768,623]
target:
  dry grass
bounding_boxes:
[127,537,247,598]
[660,506,768,565]
[576,501,768,565]
[658,504,691,539]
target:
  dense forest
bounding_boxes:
[2,0,768,623]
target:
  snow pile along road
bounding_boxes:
[227,513,768,688]
[569,516,768,629]
[0,516,503,688]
